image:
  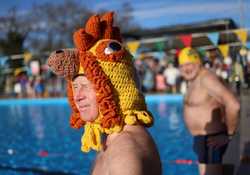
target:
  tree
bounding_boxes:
[27,0,92,52]
[115,2,140,33]
[0,7,31,55]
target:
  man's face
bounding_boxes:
[72,75,99,122]
[179,63,200,81]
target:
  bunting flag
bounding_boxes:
[23,52,33,63]
[233,29,248,45]
[154,41,165,51]
[179,34,192,47]
[197,48,206,58]
[207,32,219,45]
[175,48,181,58]
[218,44,229,58]
[126,41,140,55]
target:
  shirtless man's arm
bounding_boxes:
[201,71,240,135]
[108,131,159,175]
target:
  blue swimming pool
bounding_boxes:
[0,95,198,175]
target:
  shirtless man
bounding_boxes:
[48,12,161,175]
[72,75,161,175]
[178,47,240,175]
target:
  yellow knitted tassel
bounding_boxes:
[104,124,122,134]
[124,110,137,125]
[81,122,103,152]
[135,111,153,125]
[124,110,153,126]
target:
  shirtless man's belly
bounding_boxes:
[184,104,226,136]
[183,70,226,136]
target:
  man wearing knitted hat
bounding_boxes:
[47,12,161,175]
[178,47,240,175]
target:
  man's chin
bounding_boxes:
[79,112,97,122]
[184,74,197,81]
[184,76,192,81]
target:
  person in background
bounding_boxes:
[163,62,180,93]
[34,76,45,98]
[26,76,35,98]
[245,61,250,89]
[232,60,245,95]
[155,68,167,92]
[142,58,156,93]
[178,47,240,175]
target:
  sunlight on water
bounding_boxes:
[0,97,198,175]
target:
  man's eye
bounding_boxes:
[104,41,122,55]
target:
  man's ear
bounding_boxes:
[47,48,79,80]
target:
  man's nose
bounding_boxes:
[75,89,87,101]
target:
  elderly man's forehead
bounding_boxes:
[180,62,199,67]
[72,74,86,81]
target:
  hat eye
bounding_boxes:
[56,50,64,54]
[104,41,122,55]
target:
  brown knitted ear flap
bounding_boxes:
[66,81,85,129]
[85,14,101,41]
[47,49,79,80]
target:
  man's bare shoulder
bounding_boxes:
[200,68,223,88]
[106,126,161,175]
[107,128,146,156]
[201,68,218,80]
[199,68,238,104]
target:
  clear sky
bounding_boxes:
[1,0,250,29]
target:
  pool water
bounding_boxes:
[0,96,198,175]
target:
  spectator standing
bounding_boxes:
[163,62,180,93]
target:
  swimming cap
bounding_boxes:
[178,47,200,65]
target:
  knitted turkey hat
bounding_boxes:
[47,12,153,152]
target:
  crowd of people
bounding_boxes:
[1,47,250,99]
[2,72,66,98]
[135,48,250,95]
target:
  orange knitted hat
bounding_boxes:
[48,12,153,152]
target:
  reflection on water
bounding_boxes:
[148,100,197,175]
[168,106,180,131]
[157,102,168,118]
[29,106,45,140]
[0,99,197,175]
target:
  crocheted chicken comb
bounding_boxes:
[47,11,123,80]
